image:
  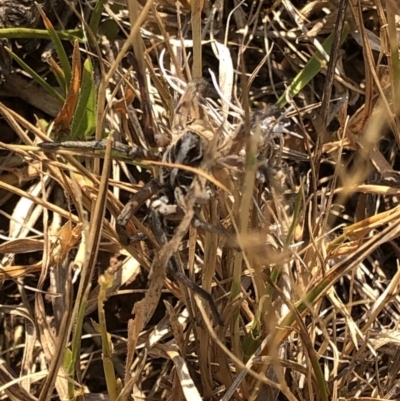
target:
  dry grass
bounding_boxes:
[1,0,400,400]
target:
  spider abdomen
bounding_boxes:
[160,131,204,189]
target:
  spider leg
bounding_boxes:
[39,139,159,161]
[191,215,241,252]
[150,199,223,326]
[116,179,159,245]
[169,257,223,326]
[40,139,161,245]
[150,197,241,250]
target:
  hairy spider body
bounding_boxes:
[161,130,205,187]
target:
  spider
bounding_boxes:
[39,76,304,326]
[39,79,238,326]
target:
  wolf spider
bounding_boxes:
[39,79,237,325]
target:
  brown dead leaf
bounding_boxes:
[0,262,42,281]
[0,239,44,254]
[113,85,135,115]
[54,41,82,131]
[46,56,65,81]
[53,221,82,264]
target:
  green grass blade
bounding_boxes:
[285,186,304,245]
[89,0,109,37]
[47,56,67,97]
[36,5,71,87]
[5,47,65,104]
[70,58,97,140]
[68,299,87,399]
[0,28,84,41]
[62,347,73,376]
[277,24,349,108]
[242,187,305,359]
[97,271,119,401]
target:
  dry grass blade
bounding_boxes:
[154,343,203,401]
[3,0,400,400]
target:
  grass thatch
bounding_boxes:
[1,0,400,400]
